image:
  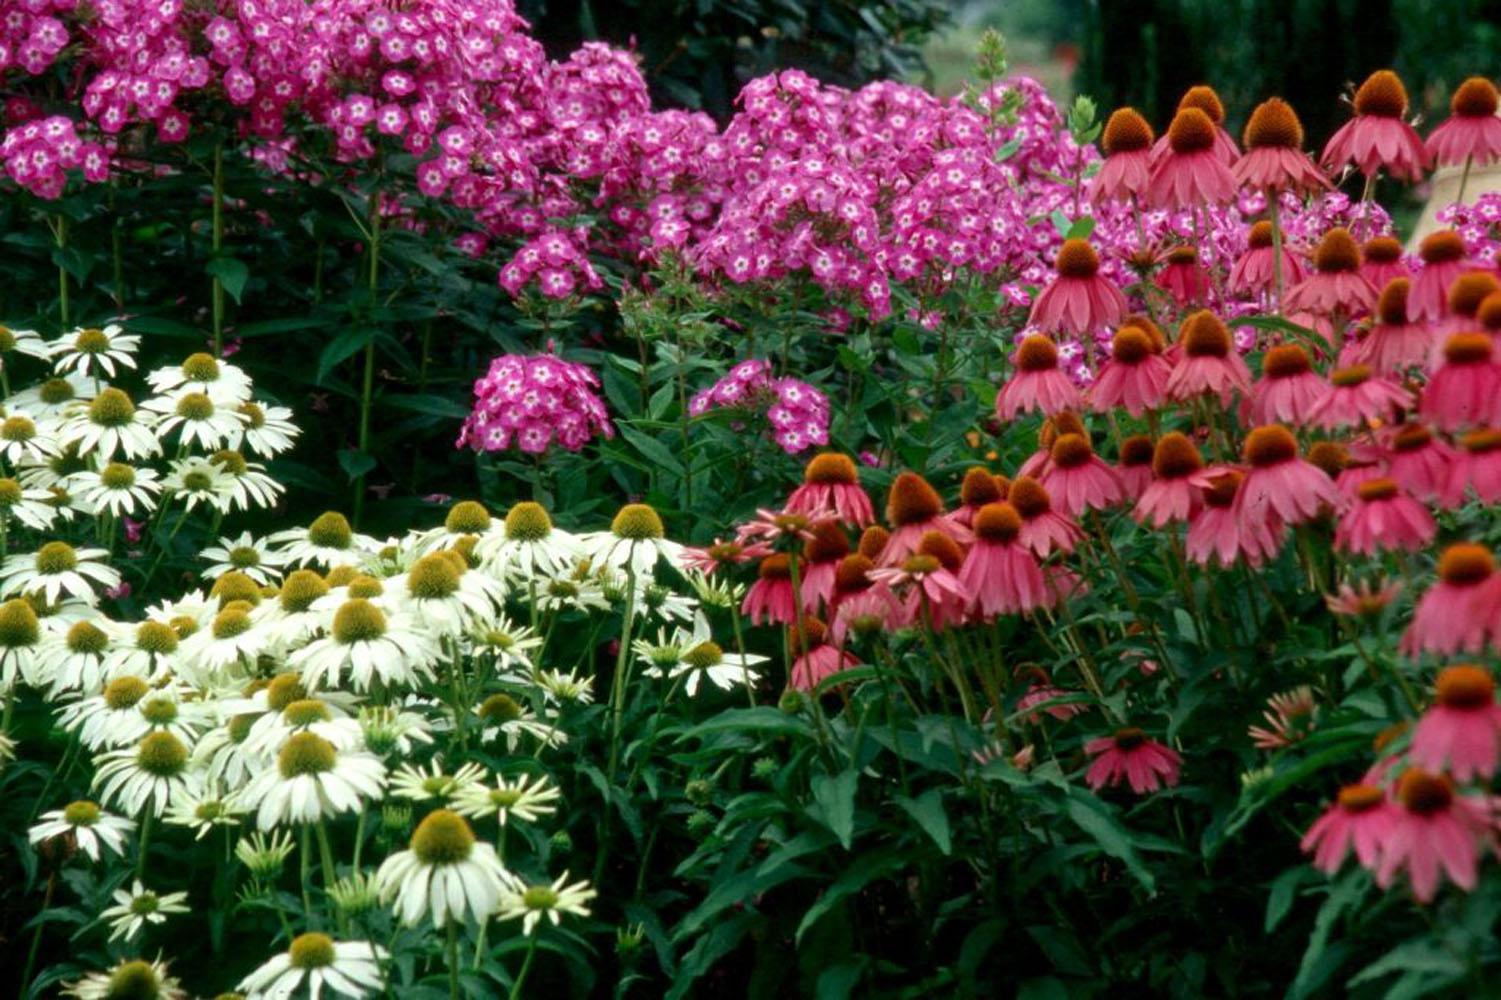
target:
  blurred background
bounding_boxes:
[516,0,1500,138]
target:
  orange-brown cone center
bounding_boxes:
[1168,107,1216,154]
[1244,425,1298,468]
[960,467,1003,508]
[1477,292,1501,331]
[1181,310,1232,358]
[1244,97,1303,149]
[1392,422,1432,452]
[1248,220,1275,249]
[758,553,794,581]
[1008,476,1051,518]
[1362,236,1402,264]
[1262,343,1312,378]
[1307,441,1348,477]
[1103,107,1154,154]
[1452,76,1500,118]
[804,452,858,485]
[1337,783,1385,812]
[1435,664,1496,709]
[1202,470,1242,508]
[858,525,890,560]
[1356,477,1399,502]
[1151,432,1203,479]
[803,522,850,564]
[1377,277,1411,325]
[973,502,1022,543]
[1050,432,1094,469]
[1397,769,1453,815]
[1120,434,1155,467]
[1178,85,1225,124]
[1330,364,1372,387]
[1353,70,1409,118]
[1016,334,1060,373]
[886,473,943,527]
[1055,239,1100,279]
[917,530,963,572]
[1111,327,1153,364]
[1313,228,1360,273]
[1437,543,1495,585]
[833,553,875,596]
[1462,428,1501,454]
[1419,230,1465,265]
[1449,272,1500,317]
[1443,332,1493,365]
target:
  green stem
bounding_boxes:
[1457,154,1474,206]
[300,823,314,925]
[508,936,539,1000]
[54,215,69,332]
[352,193,383,528]
[20,875,56,996]
[1268,191,1285,315]
[597,565,638,886]
[135,809,153,880]
[447,919,461,1000]
[211,141,225,355]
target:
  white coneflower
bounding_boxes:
[159,456,233,513]
[631,625,690,677]
[249,569,333,653]
[28,799,135,861]
[57,674,183,749]
[100,619,182,682]
[683,568,747,611]
[241,696,362,760]
[0,597,42,689]
[62,957,185,1000]
[228,399,300,456]
[270,512,377,570]
[0,322,52,360]
[647,616,766,697]
[385,551,505,637]
[477,500,584,582]
[638,578,699,624]
[163,777,246,839]
[93,730,193,817]
[207,448,283,511]
[70,462,163,517]
[199,531,284,586]
[236,828,295,880]
[389,759,487,803]
[60,388,162,462]
[496,870,597,936]
[411,500,500,555]
[142,390,247,450]
[0,413,60,465]
[358,704,436,757]
[290,598,440,693]
[0,476,59,531]
[146,352,253,406]
[374,808,509,927]
[35,618,115,695]
[536,668,594,704]
[0,541,121,605]
[238,932,388,999]
[100,879,190,942]
[453,772,561,827]
[192,711,261,790]
[579,503,683,580]
[242,730,386,829]
[535,572,610,614]
[474,693,567,751]
[466,617,542,674]
[7,373,98,421]
[178,601,266,683]
[49,323,140,378]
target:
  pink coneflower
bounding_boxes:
[1335,478,1435,555]
[1300,783,1398,874]
[1375,768,1495,904]
[1166,310,1252,404]
[1443,428,1501,507]
[1424,77,1501,169]
[798,522,850,613]
[1040,433,1125,518]
[996,335,1083,420]
[1235,425,1340,528]
[1408,231,1475,324]
[736,507,824,548]
[1229,220,1305,297]
[1015,668,1087,724]
[880,472,971,566]
[959,502,1050,617]
[828,554,900,644]
[1090,108,1155,204]
[1325,577,1402,619]
[1245,344,1330,426]
[680,537,773,575]
[1360,236,1409,292]
[1089,325,1171,417]
[1410,665,1501,781]
[1401,543,1497,657]
[1383,422,1456,501]
[1234,97,1330,193]
[788,618,858,692]
[1115,435,1156,500]
[1155,246,1211,308]
[1357,278,1433,374]
[1248,686,1318,749]
[1284,228,1378,318]
[952,467,1008,529]
[1187,470,1286,568]
[1148,107,1238,208]
[1307,364,1413,430]
[1334,451,1385,501]
[1134,433,1204,527]
[1017,411,1087,481]
[1151,86,1240,165]
[1084,728,1182,794]
[870,531,970,630]
[1009,475,1082,558]
[1030,241,1128,339]
[1320,70,1428,181]
[785,453,875,527]
[742,554,801,625]
[1421,333,1501,431]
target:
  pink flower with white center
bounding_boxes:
[457,353,613,457]
[1084,728,1182,795]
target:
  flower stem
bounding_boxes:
[447,919,461,1000]
[1457,154,1474,206]
[136,809,152,880]
[597,564,638,885]
[53,214,69,332]
[20,874,55,995]
[352,191,382,528]
[1268,190,1285,315]
[210,141,225,355]
[508,936,539,1000]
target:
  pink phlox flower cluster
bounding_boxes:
[457,351,613,455]
[0,0,74,78]
[497,227,602,300]
[0,114,109,197]
[1437,193,1501,268]
[689,358,831,455]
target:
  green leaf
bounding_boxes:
[1347,938,1467,990]
[1065,792,1155,894]
[206,257,250,303]
[1265,866,1311,934]
[1050,210,1073,238]
[383,394,470,420]
[814,961,866,1000]
[1289,870,1369,999]
[317,328,374,383]
[676,707,816,742]
[337,449,376,480]
[894,789,951,855]
[809,769,858,849]
[1065,216,1096,240]
[795,850,904,943]
[617,424,685,477]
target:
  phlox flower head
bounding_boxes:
[458,353,613,456]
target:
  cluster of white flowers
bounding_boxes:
[0,323,296,538]
[7,479,759,996]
